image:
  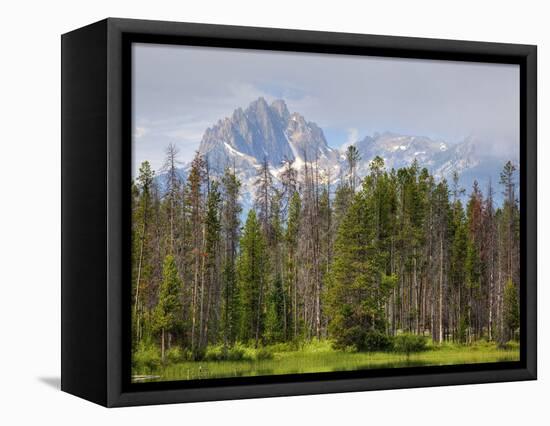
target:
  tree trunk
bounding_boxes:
[161,328,165,363]
[439,236,444,344]
[134,197,148,342]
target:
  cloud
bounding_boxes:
[132,43,520,174]
[133,126,147,139]
[165,126,207,142]
[343,128,359,148]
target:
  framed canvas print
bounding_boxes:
[61,18,537,407]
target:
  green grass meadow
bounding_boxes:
[132,340,520,383]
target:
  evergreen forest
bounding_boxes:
[131,144,520,382]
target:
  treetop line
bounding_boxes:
[131,143,519,370]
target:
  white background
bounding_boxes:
[0,0,546,424]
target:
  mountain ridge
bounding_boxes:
[162,98,516,208]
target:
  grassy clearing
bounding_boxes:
[132,340,520,382]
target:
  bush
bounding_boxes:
[204,345,225,361]
[331,325,366,351]
[268,341,299,353]
[255,347,274,360]
[226,345,247,361]
[165,346,184,364]
[394,334,428,356]
[362,331,394,352]
[203,344,250,361]
[332,327,394,352]
[133,343,161,373]
[457,317,469,344]
[181,348,194,361]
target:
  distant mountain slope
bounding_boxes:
[355,132,507,199]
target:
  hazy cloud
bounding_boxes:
[133,126,147,139]
[133,43,519,174]
[344,128,359,149]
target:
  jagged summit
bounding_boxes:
[270,99,290,121]
[198,98,337,174]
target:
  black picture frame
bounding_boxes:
[61,17,537,407]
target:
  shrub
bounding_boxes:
[165,346,183,364]
[181,348,194,361]
[203,344,251,361]
[331,325,366,351]
[362,331,394,352]
[204,345,225,361]
[332,327,394,352]
[394,334,428,356]
[255,347,274,360]
[457,317,469,343]
[268,342,298,353]
[504,279,520,340]
[302,339,333,353]
[133,343,161,373]
[226,345,247,361]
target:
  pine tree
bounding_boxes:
[345,145,361,192]
[237,210,268,346]
[326,182,394,350]
[449,200,468,342]
[332,183,353,246]
[161,143,182,254]
[200,180,222,349]
[255,158,274,239]
[266,274,285,343]
[431,179,450,343]
[367,158,400,334]
[280,158,298,220]
[503,279,519,341]
[285,191,301,339]
[298,156,324,340]
[220,168,241,346]
[318,183,333,337]
[153,255,183,362]
[265,189,286,342]
[133,161,155,344]
[500,161,519,284]
[483,181,497,341]
[185,152,206,355]
[466,181,484,341]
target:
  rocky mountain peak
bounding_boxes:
[197,97,335,173]
[245,97,270,122]
[231,106,246,122]
[271,99,290,121]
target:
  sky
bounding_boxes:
[132,42,520,174]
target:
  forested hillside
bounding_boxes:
[131,144,520,380]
